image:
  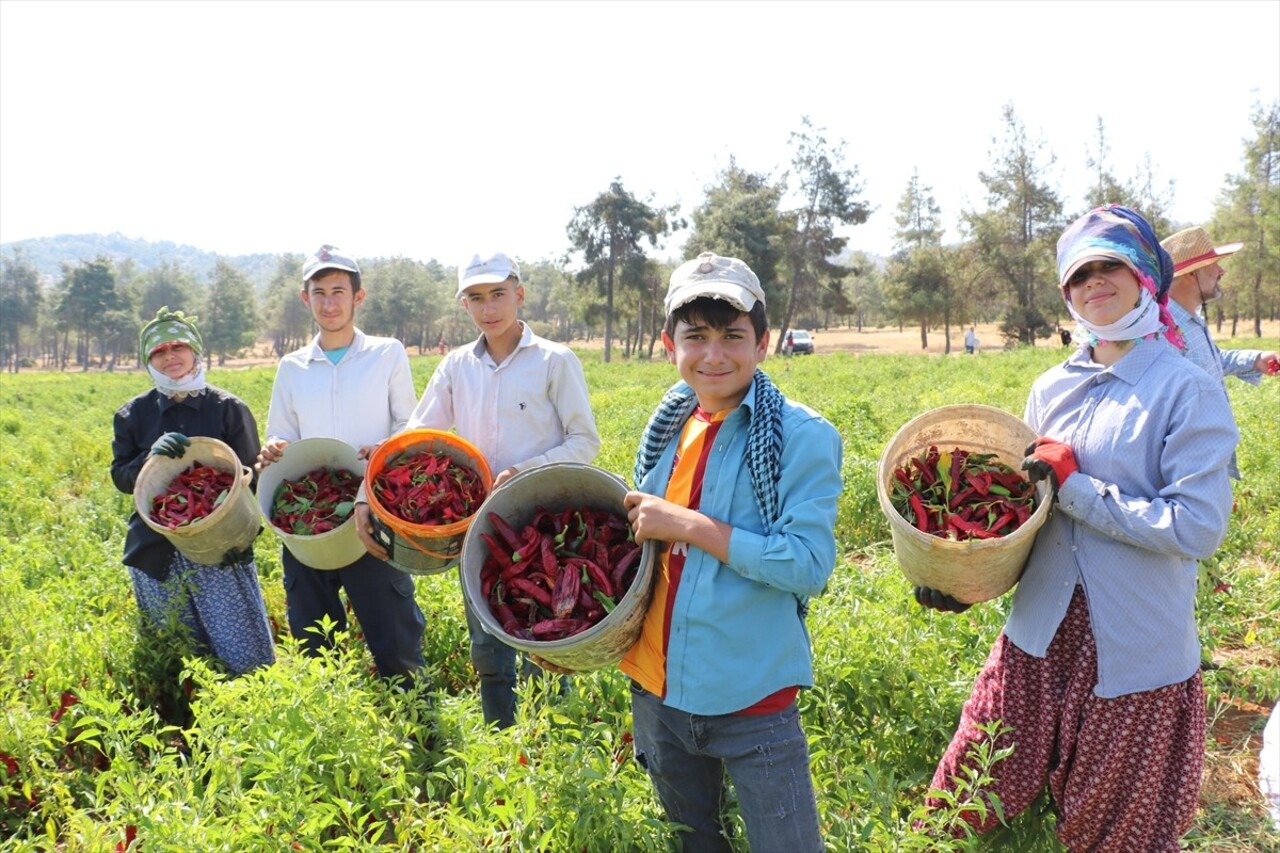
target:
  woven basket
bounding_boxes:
[459,463,657,672]
[876,404,1052,604]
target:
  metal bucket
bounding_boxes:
[364,429,492,576]
[257,437,367,571]
[876,404,1052,604]
[135,436,260,566]
[459,462,657,672]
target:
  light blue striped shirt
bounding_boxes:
[1005,340,1238,698]
[1170,300,1263,479]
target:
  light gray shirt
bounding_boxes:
[1006,340,1237,698]
[408,322,600,474]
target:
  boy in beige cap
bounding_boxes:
[619,252,842,851]
[1162,226,1278,478]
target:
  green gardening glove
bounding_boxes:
[150,432,191,459]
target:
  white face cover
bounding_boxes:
[148,361,207,397]
[1066,288,1166,346]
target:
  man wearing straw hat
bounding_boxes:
[110,307,274,675]
[258,245,425,682]
[1161,225,1279,478]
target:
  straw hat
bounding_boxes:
[1161,227,1243,276]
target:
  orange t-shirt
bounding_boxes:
[620,408,798,715]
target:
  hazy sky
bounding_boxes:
[2,0,1277,268]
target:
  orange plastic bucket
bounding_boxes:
[364,429,492,575]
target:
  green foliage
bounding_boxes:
[0,343,1277,849]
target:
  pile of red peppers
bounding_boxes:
[270,466,362,536]
[481,506,643,641]
[371,450,487,526]
[889,445,1037,540]
[149,464,235,529]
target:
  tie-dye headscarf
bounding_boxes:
[1055,205,1184,349]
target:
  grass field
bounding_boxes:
[1,339,1277,851]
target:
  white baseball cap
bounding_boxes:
[303,244,360,282]
[664,252,765,315]
[457,251,521,297]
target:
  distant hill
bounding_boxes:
[0,232,282,290]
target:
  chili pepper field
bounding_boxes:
[1,343,1277,852]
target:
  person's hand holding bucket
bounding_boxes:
[355,502,390,561]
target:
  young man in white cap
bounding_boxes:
[355,250,600,727]
[1162,226,1279,478]
[618,252,842,851]
[257,245,425,681]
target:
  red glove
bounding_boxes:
[1021,437,1078,494]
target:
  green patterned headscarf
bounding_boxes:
[139,307,203,363]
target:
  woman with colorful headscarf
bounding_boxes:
[914,206,1238,850]
[109,307,274,675]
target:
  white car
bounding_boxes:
[789,329,814,354]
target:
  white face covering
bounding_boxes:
[1066,288,1167,348]
[148,361,207,398]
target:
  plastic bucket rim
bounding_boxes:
[364,428,492,536]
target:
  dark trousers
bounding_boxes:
[281,547,425,679]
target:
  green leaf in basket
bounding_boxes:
[333,501,354,518]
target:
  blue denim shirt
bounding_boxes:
[1006,340,1237,698]
[636,380,844,715]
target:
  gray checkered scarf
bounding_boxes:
[633,369,784,528]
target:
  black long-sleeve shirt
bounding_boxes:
[111,386,261,579]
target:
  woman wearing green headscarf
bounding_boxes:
[109,308,274,675]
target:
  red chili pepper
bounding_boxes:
[890,445,1036,542]
[489,512,523,552]
[486,505,640,639]
[908,493,929,533]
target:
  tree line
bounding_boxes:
[2,101,1276,373]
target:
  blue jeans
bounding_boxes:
[462,591,565,728]
[282,547,425,680]
[629,681,822,853]
[463,590,519,727]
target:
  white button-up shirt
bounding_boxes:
[265,329,417,449]
[407,323,600,474]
